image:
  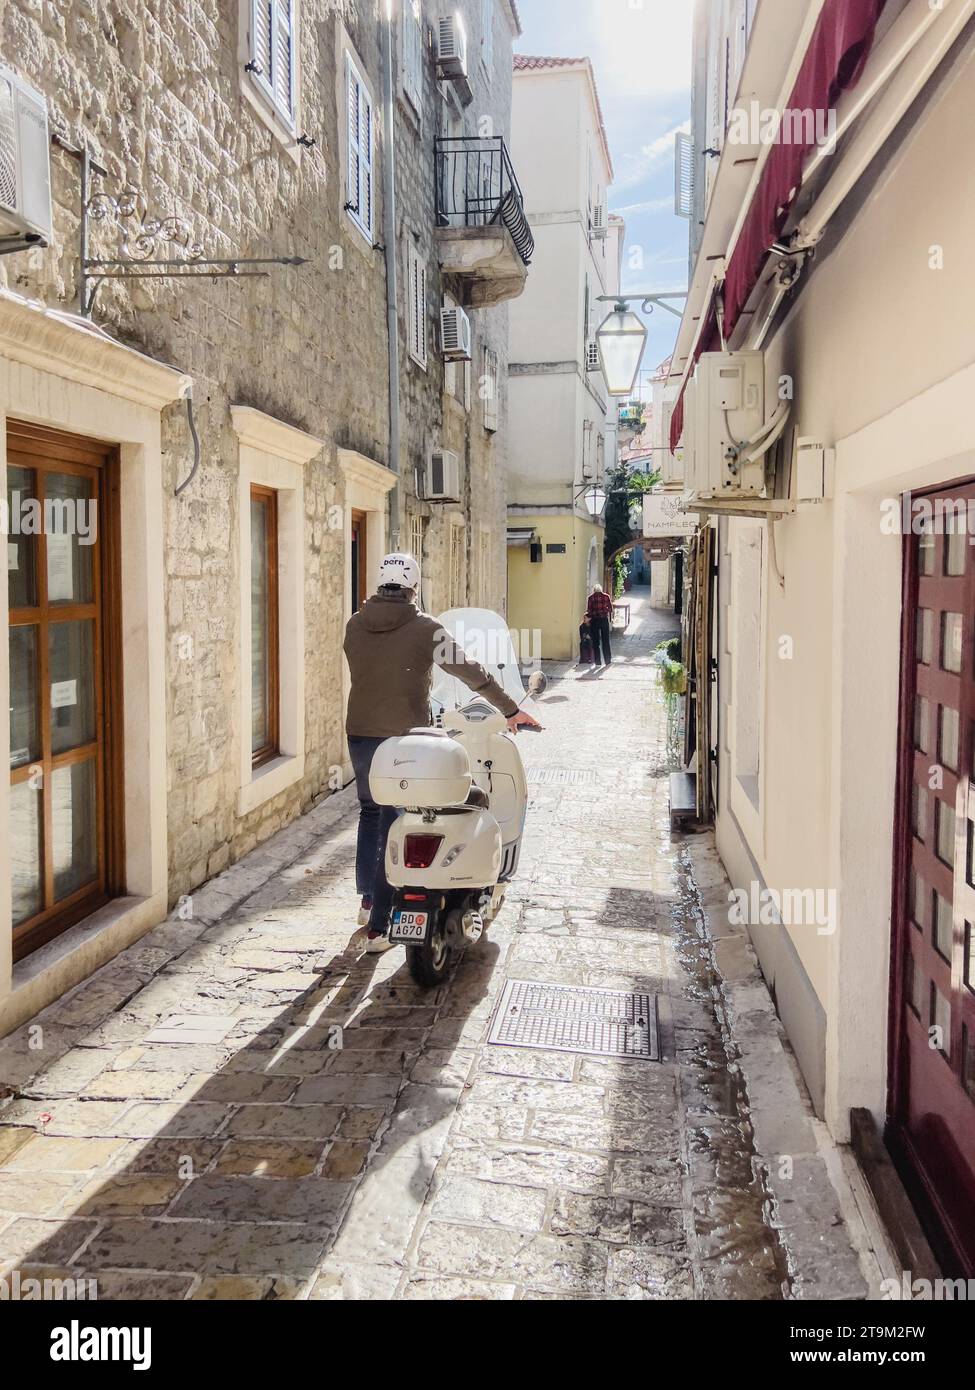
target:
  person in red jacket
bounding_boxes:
[587,585,614,666]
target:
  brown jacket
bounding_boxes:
[344,593,520,738]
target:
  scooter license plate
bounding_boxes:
[390,911,428,943]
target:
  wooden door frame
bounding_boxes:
[7,420,125,962]
[249,483,281,770]
[351,508,368,612]
[887,476,975,1276]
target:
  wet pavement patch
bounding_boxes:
[487,980,660,1061]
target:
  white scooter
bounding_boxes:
[369,609,542,987]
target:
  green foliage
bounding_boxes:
[612,551,628,599]
[602,462,662,575]
[659,659,687,696]
[656,636,681,663]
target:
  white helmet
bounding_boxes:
[378,552,420,591]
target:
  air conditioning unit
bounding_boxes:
[591,204,607,240]
[0,65,52,246]
[688,350,767,499]
[441,304,472,361]
[436,14,468,80]
[585,341,601,373]
[426,448,461,502]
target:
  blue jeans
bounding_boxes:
[349,737,398,935]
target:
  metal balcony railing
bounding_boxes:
[435,136,534,266]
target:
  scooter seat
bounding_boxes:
[465,785,490,810]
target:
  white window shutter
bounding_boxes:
[361,89,373,235]
[404,0,423,113]
[408,246,427,366]
[273,0,295,121]
[347,62,374,240]
[481,0,493,72]
[483,347,499,432]
[729,0,748,100]
[250,0,275,95]
[347,60,358,216]
[674,130,693,219]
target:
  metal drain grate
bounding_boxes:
[488,980,659,1061]
[526,767,597,786]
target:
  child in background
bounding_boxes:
[579,615,595,666]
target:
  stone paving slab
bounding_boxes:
[0,593,870,1300]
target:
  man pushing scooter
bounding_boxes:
[344,553,542,953]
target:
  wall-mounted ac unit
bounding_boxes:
[591,204,607,240]
[436,14,468,80]
[585,341,600,373]
[441,304,472,361]
[0,64,52,247]
[426,448,461,502]
[687,351,767,499]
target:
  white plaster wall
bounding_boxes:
[715,44,975,1135]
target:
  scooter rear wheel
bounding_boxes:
[406,911,454,988]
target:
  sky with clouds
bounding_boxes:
[514,0,693,387]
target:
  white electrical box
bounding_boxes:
[426,449,461,502]
[0,64,52,246]
[795,435,834,501]
[689,350,767,498]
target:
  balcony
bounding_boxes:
[434,136,534,308]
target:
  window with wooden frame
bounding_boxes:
[408,242,428,368]
[247,0,297,130]
[351,508,369,613]
[7,422,123,961]
[347,51,375,242]
[250,484,280,768]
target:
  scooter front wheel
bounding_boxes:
[406,911,454,988]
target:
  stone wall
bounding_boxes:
[0,0,520,909]
[392,0,516,616]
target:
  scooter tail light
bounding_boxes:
[403,834,445,869]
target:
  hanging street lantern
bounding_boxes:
[595,303,649,397]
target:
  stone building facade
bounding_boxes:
[0,0,529,1032]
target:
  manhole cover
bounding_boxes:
[526,768,597,786]
[488,980,659,1061]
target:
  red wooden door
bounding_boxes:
[890,485,975,1276]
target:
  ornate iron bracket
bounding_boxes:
[72,144,307,317]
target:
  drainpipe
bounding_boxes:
[381,0,401,549]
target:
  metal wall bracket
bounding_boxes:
[66,141,308,317]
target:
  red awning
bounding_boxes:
[670,0,887,454]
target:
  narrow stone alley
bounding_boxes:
[0,592,871,1300]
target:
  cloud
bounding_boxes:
[611,194,674,215]
[614,120,690,191]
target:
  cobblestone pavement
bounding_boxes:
[0,590,869,1300]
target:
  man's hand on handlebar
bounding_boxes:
[507,710,543,732]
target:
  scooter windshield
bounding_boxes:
[431,608,527,714]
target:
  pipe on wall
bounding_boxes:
[381,0,401,549]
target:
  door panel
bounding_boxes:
[6,422,122,960]
[891,484,975,1275]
